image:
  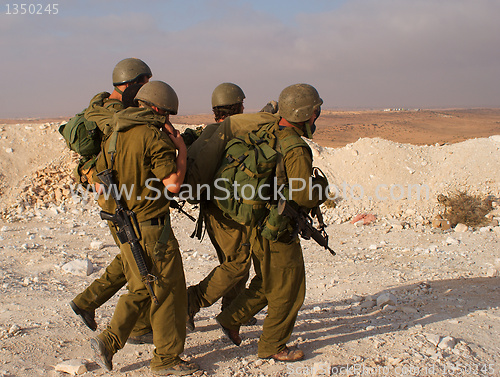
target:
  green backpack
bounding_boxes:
[58,111,102,158]
[213,124,278,225]
[212,122,310,227]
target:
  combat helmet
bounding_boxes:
[211,83,246,108]
[134,81,179,114]
[278,83,322,123]
[112,58,152,86]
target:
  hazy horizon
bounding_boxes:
[1,0,499,118]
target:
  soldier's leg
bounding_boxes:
[148,237,187,371]
[187,204,251,312]
[216,231,268,329]
[72,254,126,312]
[96,224,187,370]
[256,237,305,358]
[72,228,152,336]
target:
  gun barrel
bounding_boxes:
[100,210,115,222]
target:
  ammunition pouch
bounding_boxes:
[260,204,293,242]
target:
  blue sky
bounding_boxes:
[1,0,499,118]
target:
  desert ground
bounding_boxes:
[0,109,499,377]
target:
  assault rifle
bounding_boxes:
[170,199,196,222]
[277,198,335,256]
[97,169,159,305]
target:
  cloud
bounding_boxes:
[1,0,499,118]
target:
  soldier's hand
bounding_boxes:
[169,129,187,152]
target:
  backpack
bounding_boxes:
[58,110,102,158]
[212,122,310,227]
[184,112,279,202]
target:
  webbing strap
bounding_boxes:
[157,215,171,245]
[107,131,119,168]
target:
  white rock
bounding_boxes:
[312,362,332,376]
[5,148,13,153]
[445,237,460,245]
[377,293,397,307]
[438,336,456,349]
[8,324,21,335]
[253,359,264,367]
[425,334,441,347]
[454,223,469,232]
[54,359,88,375]
[490,135,500,143]
[62,259,93,276]
[369,244,379,250]
[0,226,9,232]
[479,226,492,233]
[486,268,499,277]
[90,241,104,250]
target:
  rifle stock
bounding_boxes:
[97,169,159,305]
[277,199,335,256]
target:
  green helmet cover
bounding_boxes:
[135,81,179,115]
[211,83,246,107]
[112,58,152,86]
[278,83,323,123]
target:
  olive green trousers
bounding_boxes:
[216,228,305,358]
[72,233,152,337]
[187,202,251,314]
[97,222,187,370]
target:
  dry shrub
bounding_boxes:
[323,199,338,209]
[437,191,492,227]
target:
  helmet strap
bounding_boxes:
[114,86,124,95]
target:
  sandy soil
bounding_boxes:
[0,110,499,377]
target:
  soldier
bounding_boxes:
[89,81,199,375]
[215,84,325,362]
[70,58,154,344]
[186,82,263,330]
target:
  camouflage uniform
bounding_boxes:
[216,115,323,358]
[71,93,152,338]
[185,113,279,318]
[93,107,187,371]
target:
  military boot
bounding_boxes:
[70,301,97,331]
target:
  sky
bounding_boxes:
[1,0,499,118]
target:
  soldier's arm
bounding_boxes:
[162,129,187,194]
[284,147,322,209]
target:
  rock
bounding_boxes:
[5,148,13,153]
[54,359,88,375]
[486,268,499,277]
[8,324,21,335]
[312,362,332,376]
[400,306,418,314]
[61,259,93,276]
[454,223,468,232]
[438,336,456,349]
[90,241,104,250]
[445,237,460,245]
[479,226,492,233]
[377,293,397,307]
[253,359,264,367]
[425,333,441,347]
[432,218,450,229]
[350,294,363,303]
[490,135,500,143]
[360,300,376,309]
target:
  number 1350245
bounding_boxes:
[6,4,59,15]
